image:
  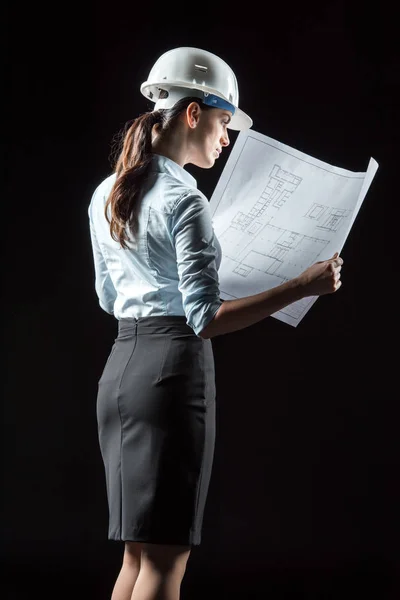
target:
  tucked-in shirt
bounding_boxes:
[87,153,223,336]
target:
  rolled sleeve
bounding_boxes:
[171,192,222,336]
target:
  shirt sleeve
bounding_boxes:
[171,192,223,336]
[88,205,117,316]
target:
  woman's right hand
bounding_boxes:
[297,252,343,297]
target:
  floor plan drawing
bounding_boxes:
[263,164,303,209]
[222,222,329,283]
[209,129,378,327]
[304,203,351,233]
[229,164,303,233]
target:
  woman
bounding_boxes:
[88,47,343,600]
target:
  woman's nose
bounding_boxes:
[221,132,230,147]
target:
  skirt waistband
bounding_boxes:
[117,316,197,336]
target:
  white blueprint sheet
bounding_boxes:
[209,129,379,327]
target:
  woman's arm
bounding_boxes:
[199,253,343,339]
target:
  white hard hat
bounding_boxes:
[140,47,252,131]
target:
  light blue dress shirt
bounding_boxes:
[88,153,223,336]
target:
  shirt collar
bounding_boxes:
[150,153,197,189]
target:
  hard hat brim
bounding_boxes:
[142,82,252,131]
[229,107,253,131]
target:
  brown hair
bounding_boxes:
[105,96,213,249]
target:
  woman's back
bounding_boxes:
[88,153,222,335]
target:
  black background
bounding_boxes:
[3,2,399,598]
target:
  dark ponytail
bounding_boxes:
[104,97,213,249]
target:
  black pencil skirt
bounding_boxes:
[96,316,216,546]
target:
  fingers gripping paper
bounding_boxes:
[209,129,379,327]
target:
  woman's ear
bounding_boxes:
[151,123,161,143]
[186,102,201,129]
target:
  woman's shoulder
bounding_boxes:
[149,172,208,214]
[92,172,117,199]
